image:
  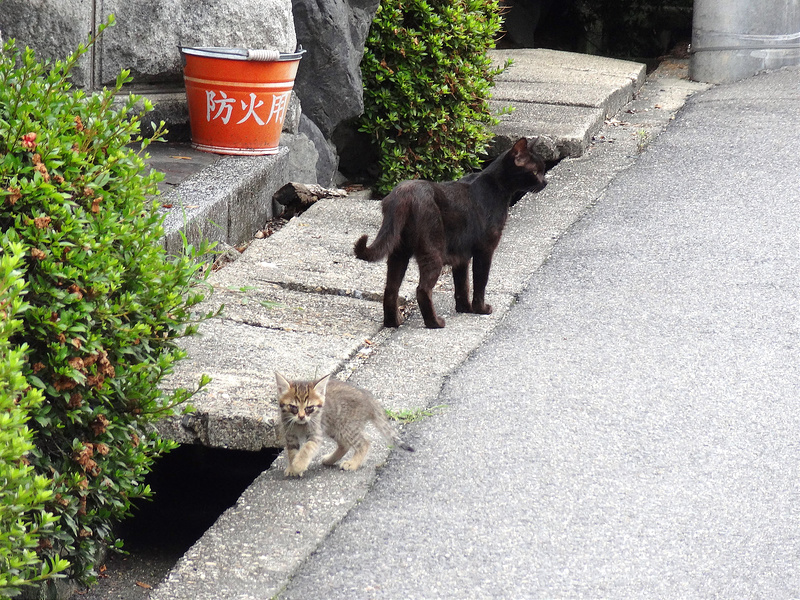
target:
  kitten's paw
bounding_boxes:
[340,460,362,471]
[284,466,306,477]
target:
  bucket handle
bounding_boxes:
[247,49,281,61]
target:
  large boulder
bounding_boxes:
[298,114,338,186]
[291,0,379,139]
[100,0,297,85]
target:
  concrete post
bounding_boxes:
[690,0,800,83]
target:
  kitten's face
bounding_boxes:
[280,388,323,425]
[275,373,329,426]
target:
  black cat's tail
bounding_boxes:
[353,234,379,261]
[354,221,397,262]
[354,187,413,262]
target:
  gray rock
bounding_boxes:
[101,0,297,86]
[299,114,339,186]
[282,92,303,135]
[0,0,94,88]
[279,131,320,185]
[291,0,378,138]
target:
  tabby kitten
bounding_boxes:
[275,372,414,477]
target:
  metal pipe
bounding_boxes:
[690,0,800,83]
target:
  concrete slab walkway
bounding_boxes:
[276,64,800,599]
[489,49,646,158]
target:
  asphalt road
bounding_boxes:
[278,67,800,599]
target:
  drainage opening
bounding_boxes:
[76,444,280,599]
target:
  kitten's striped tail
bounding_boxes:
[396,439,415,453]
[374,411,415,452]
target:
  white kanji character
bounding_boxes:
[266,92,291,125]
[236,93,266,125]
[206,91,235,124]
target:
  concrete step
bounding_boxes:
[157,195,403,450]
[155,147,289,256]
[489,49,646,159]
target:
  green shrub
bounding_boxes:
[0,240,69,598]
[0,19,211,584]
[360,0,506,194]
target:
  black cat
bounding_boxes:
[354,137,547,329]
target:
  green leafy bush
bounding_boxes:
[0,20,210,585]
[0,240,69,598]
[360,0,506,194]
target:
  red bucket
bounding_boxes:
[180,47,305,156]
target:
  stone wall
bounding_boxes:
[0,0,296,89]
[291,0,378,139]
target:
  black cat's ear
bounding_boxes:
[275,372,291,396]
[511,137,528,153]
[510,137,530,165]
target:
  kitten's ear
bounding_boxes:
[275,372,291,396]
[313,374,331,396]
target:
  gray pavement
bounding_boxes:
[145,52,725,599]
[275,66,800,598]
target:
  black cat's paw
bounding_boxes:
[473,302,493,315]
[424,316,446,329]
[455,300,473,313]
[383,314,403,328]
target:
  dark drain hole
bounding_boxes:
[76,444,280,599]
[121,444,280,549]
